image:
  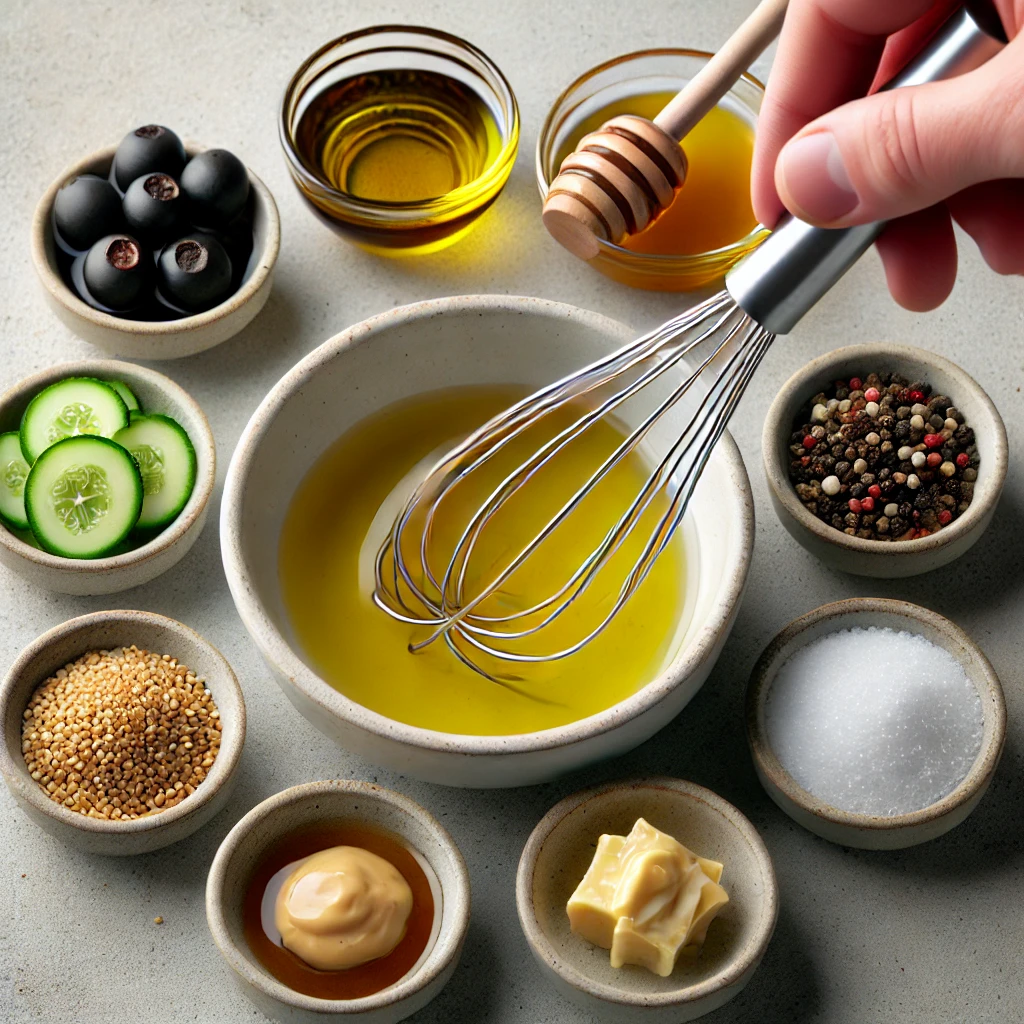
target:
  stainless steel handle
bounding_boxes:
[725,4,1005,335]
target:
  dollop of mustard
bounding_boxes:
[275,845,413,971]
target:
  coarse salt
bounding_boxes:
[764,626,983,816]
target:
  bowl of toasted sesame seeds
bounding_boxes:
[763,343,1007,578]
[0,608,245,855]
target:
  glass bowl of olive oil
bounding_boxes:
[281,26,519,256]
[537,50,768,291]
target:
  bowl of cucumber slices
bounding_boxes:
[0,360,214,595]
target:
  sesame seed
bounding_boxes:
[20,646,221,821]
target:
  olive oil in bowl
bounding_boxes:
[295,70,502,205]
[281,28,519,254]
[278,385,691,737]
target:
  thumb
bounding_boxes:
[773,52,1024,227]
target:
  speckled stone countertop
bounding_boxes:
[2,2,1023,1022]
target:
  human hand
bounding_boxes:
[751,0,1024,310]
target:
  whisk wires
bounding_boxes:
[374,291,773,681]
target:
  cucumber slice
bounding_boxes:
[25,436,142,558]
[106,380,140,412]
[113,414,196,528]
[0,432,30,530]
[20,378,130,463]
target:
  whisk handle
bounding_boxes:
[725,3,1005,335]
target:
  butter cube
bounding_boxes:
[566,818,729,977]
[566,833,626,950]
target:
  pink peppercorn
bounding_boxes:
[868,484,882,499]
[848,498,863,513]
[923,433,943,448]
[908,389,926,403]
[849,377,863,391]
[937,509,953,525]
[802,435,816,449]
[956,452,969,468]
[926,452,943,467]
[864,387,880,402]
[861,496,875,512]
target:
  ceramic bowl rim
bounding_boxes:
[220,293,755,757]
[761,342,1008,558]
[745,597,1007,832]
[514,775,778,1008]
[205,779,471,1013]
[0,359,215,574]
[0,609,246,836]
[30,142,281,338]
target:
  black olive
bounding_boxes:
[80,235,151,311]
[180,149,250,227]
[123,173,186,245]
[53,175,124,252]
[157,234,233,312]
[111,125,186,192]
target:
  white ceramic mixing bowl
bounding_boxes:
[221,296,753,787]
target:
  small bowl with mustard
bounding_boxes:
[206,779,471,1024]
[516,776,777,1023]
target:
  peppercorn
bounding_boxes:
[786,371,978,542]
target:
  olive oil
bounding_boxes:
[557,92,758,258]
[278,386,689,736]
[242,821,435,999]
[290,69,510,253]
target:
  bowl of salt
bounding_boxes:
[746,598,1005,849]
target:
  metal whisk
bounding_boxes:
[374,5,1002,681]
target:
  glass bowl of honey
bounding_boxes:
[280,26,519,256]
[537,50,768,291]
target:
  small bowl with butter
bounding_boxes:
[516,777,777,1023]
[206,779,470,1024]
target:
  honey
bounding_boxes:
[242,821,435,999]
[556,92,758,258]
[278,385,689,736]
[281,33,519,257]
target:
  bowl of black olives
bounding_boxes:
[31,125,280,360]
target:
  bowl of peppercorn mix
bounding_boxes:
[0,609,245,855]
[762,343,1007,578]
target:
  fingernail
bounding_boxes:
[779,132,859,223]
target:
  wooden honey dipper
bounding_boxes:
[543,0,788,260]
